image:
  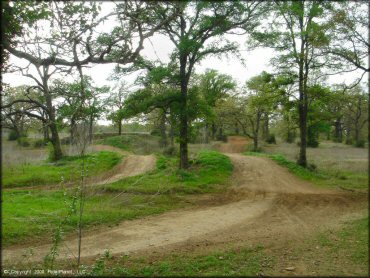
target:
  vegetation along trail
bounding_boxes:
[3,137,365,266]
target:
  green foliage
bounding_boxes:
[47,142,56,161]
[265,134,276,144]
[2,151,121,188]
[355,140,365,148]
[98,136,131,151]
[16,137,30,147]
[33,139,48,148]
[8,130,19,141]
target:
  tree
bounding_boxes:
[106,81,132,135]
[155,1,264,168]
[343,86,368,147]
[197,69,236,142]
[251,1,333,167]
[1,86,39,140]
[2,2,178,159]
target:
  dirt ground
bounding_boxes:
[3,136,367,275]
[88,145,156,186]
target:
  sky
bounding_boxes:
[3,2,367,125]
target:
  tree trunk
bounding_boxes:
[217,127,223,141]
[159,111,168,148]
[118,119,122,135]
[70,118,76,145]
[354,123,360,145]
[253,137,258,152]
[169,121,174,147]
[44,73,63,161]
[333,118,342,142]
[235,122,239,135]
[205,122,209,143]
[43,124,50,142]
[179,33,189,168]
[262,115,269,140]
[89,114,93,143]
[49,119,63,161]
[211,122,217,140]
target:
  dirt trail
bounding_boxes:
[214,136,250,153]
[4,138,365,266]
[88,145,156,186]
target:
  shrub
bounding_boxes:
[150,129,161,136]
[307,163,317,171]
[60,137,72,145]
[17,137,30,147]
[33,139,48,148]
[8,130,19,141]
[47,142,56,161]
[345,138,353,145]
[265,134,276,144]
[355,140,365,148]
[163,146,176,156]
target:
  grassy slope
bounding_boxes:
[244,152,368,190]
[84,216,368,276]
[3,151,233,247]
[2,151,121,188]
[96,134,162,155]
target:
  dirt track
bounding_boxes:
[2,137,367,267]
[88,145,156,186]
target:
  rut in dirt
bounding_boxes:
[4,146,364,266]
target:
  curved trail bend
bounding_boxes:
[88,145,156,186]
[4,137,365,266]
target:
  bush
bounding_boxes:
[163,146,176,156]
[307,163,317,171]
[265,134,276,144]
[345,138,353,145]
[17,137,30,147]
[8,130,19,141]
[150,129,161,136]
[60,137,72,145]
[355,140,365,148]
[47,142,56,161]
[33,139,48,148]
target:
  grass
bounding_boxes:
[104,150,233,194]
[96,136,131,151]
[244,152,368,190]
[2,151,233,247]
[2,151,121,188]
[80,215,368,276]
[87,245,269,277]
[96,134,162,155]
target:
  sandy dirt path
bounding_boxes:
[4,142,365,266]
[88,145,156,186]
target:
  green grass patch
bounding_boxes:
[96,134,162,154]
[3,150,233,246]
[2,151,121,188]
[105,150,233,194]
[86,245,269,276]
[244,152,367,190]
[2,189,183,247]
[96,136,131,151]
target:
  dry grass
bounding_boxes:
[262,141,367,174]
